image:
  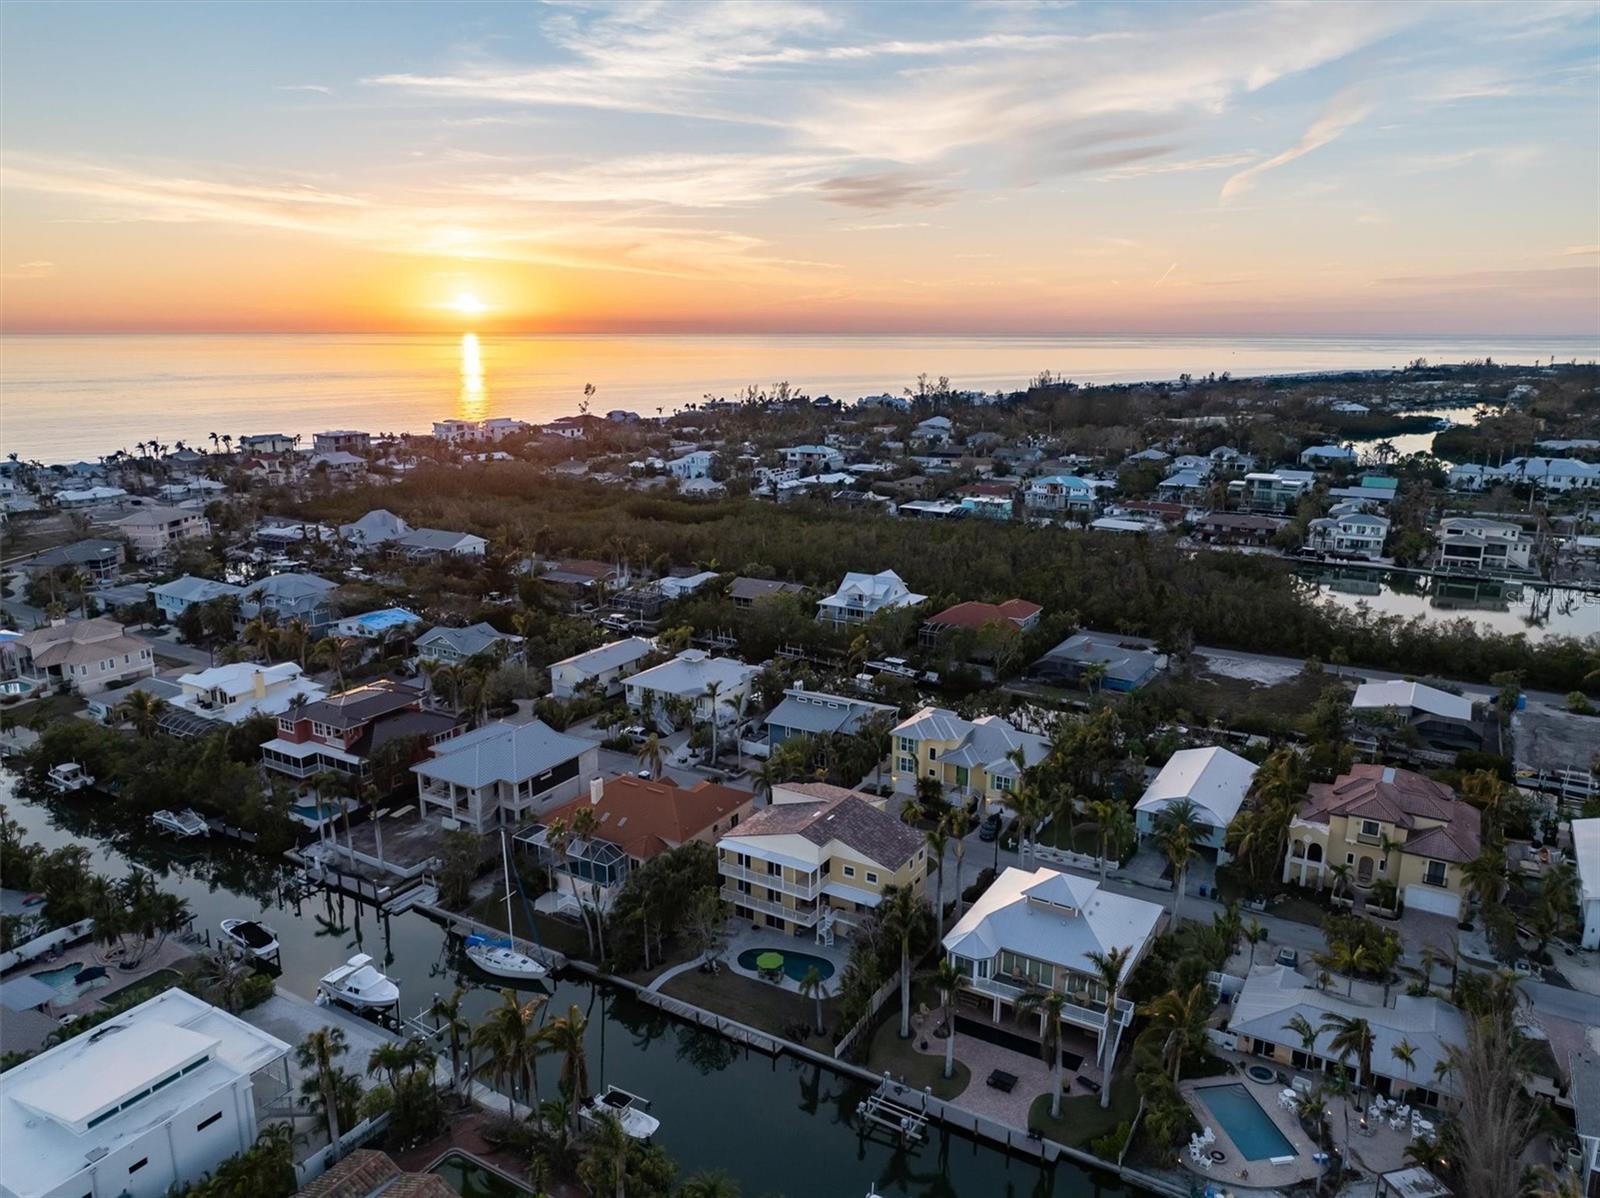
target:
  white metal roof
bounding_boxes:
[1135,746,1258,830]
[1351,679,1472,722]
[1573,817,1600,907]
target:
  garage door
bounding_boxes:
[1404,884,1460,919]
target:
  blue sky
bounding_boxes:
[2,1,1597,333]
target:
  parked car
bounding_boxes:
[1275,947,1299,969]
[978,813,1002,842]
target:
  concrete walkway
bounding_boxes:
[647,951,707,992]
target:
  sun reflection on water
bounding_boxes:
[458,332,487,421]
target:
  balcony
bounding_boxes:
[720,887,820,926]
[720,862,821,899]
[961,975,1134,1029]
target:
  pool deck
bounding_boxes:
[1180,1076,1327,1191]
[720,927,848,996]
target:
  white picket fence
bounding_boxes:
[1024,840,1114,876]
[833,974,900,1060]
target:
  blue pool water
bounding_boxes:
[292,801,341,820]
[736,948,836,984]
[1199,1084,1296,1161]
[31,962,82,991]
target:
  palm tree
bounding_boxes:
[1139,983,1208,1083]
[1152,797,1204,925]
[571,806,607,961]
[1320,1013,1375,1096]
[1085,945,1133,1109]
[198,947,254,1013]
[470,987,547,1118]
[1243,919,1268,968]
[430,986,471,1099]
[933,957,963,1081]
[312,636,350,690]
[1286,1012,1320,1064]
[923,822,949,941]
[580,1110,630,1198]
[635,733,665,779]
[542,1003,591,1135]
[367,1042,408,1091]
[702,679,722,767]
[878,884,932,1039]
[1008,781,1047,867]
[799,965,828,1035]
[115,689,167,738]
[1390,1036,1418,1097]
[1324,940,1370,997]
[1019,987,1072,1118]
[1461,847,1506,915]
[243,615,277,663]
[943,806,973,915]
[1327,860,1353,903]
[295,1027,349,1147]
[678,1172,741,1198]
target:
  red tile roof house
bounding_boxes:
[919,599,1042,649]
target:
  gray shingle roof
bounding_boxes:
[728,794,922,870]
[412,720,591,789]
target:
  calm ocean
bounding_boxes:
[2,332,1595,464]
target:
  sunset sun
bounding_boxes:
[449,292,487,318]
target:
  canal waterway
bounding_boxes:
[0,771,1141,1198]
[1295,567,1600,642]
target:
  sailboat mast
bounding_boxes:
[500,827,515,948]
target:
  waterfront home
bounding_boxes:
[113,505,211,558]
[1349,680,1484,758]
[1435,517,1534,573]
[657,570,718,600]
[1135,746,1258,852]
[1449,456,1600,493]
[549,636,655,699]
[413,621,521,667]
[0,988,290,1198]
[763,686,897,749]
[24,538,125,584]
[729,576,809,608]
[911,415,954,445]
[1228,470,1315,513]
[816,569,926,627]
[1022,474,1097,518]
[303,450,366,479]
[781,444,846,471]
[151,575,246,622]
[6,617,155,695]
[942,866,1162,1060]
[432,418,479,444]
[959,493,1015,521]
[412,719,598,832]
[536,557,620,591]
[718,791,926,943]
[891,706,1048,805]
[1327,475,1400,506]
[393,527,487,560]
[1282,764,1481,918]
[55,485,128,509]
[1029,632,1161,691]
[1306,511,1390,560]
[667,450,716,479]
[479,417,531,441]
[1574,818,1600,950]
[919,598,1041,650]
[1299,444,1358,467]
[525,775,757,913]
[171,661,324,725]
[1226,965,1464,1104]
[238,432,294,454]
[1192,511,1281,547]
[1156,468,1208,499]
[338,508,412,548]
[1126,447,1170,465]
[261,679,462,783]
[333,607,424,642]
[312,429,371,454]
[299,1152,458,1198]
[624,649,759,729]
[241,572,338,629]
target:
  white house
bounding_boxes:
[171,661,325,724]
[1135,746,1258,852]
[815,569,926,627]
[238,433,293,454]
[393,528,487,559]
[1299,444,1357,467]
[432,419,480,444]
[1022,475,1097,517]
[0,988,289,1198]
[667,450,716,479]
[1572,817,1600,951]
[549,637,655,699]
[1436,517,1533,573]
[113,506,211,558]
[1306,511,1389,560]
[624,649,759,728]
[151,575,245,622]
[942,866,1163,1060]
[412,719,598,831]
[781,444,845,471]
[339,508,412,548]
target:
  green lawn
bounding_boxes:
[96,967,186,1008]
[1028,1067,1140,1149]
[465,894,590,959]
[864,1013,971,1100]
[0,690,87,728]
[658,966,836,1041]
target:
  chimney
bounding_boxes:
[589,777,604,805]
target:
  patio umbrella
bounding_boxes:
[755,951,784,972]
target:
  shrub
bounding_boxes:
[962,867,997,905]
[239,973,276,1010]
[1090,1121,1132,1161]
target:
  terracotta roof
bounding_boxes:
[1197,512,1280,530]
[296,1151,456,1198]
[727,794,923,871]
[924,598,1041,630]
[1299,764,1481,863]
[544,775,755,861]
[957,482,1016,498]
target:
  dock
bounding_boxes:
[856,1077,929,1146]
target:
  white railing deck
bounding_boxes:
[963,975,1133,1027]
[721,888,820,925]
[720,862,821,899]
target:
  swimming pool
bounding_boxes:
[30,962,82,991]
[429,1151,532,1198]
[736,948,836,984]
[1198,1084,1296,1161]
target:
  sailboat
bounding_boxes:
[464,828,549,983]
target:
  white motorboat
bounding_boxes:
[317,953,400,1010]
[464,934,549,982]
[46,762,95,792]
[220,918,279,960]
[582,1085,659,1139]
[465,828,550,983]
[152,808,209,838]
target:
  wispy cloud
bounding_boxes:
[814,171,956,210]
[276,84,332,95]
[1220,89,1374,202]
[1096,152,1256,182]
[2,260,55,280]
[1563,245,1600,257]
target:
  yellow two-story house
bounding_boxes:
[1282,764,1482,919]
[718,790,927,944]
[890,706,1049,809]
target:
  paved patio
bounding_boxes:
[721,926,849,996]
[1181,1075,1328,1191]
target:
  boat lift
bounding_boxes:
[856,1076,929,1147]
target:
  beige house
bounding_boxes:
[890,706,1049,807]
[113,505,211,558]
[718,793,926,944]
[7,617,155,695]
[1282,764,1482,919]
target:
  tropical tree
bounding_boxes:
[1085,944,1133,1109]
[1243,919,1268,969]
[878,884,933,1038]
[470,987,548,1118]
[1019,987,1072,1118]
[429,986,471,1099]
[312,636,350,690]
[799,965,828,1035]
[702,679,722,767]
[542,1003,591,1135]
[1152,797,1205,925]
[197,946,254,1013]
[1139,983,1209,1083]
[1391,1036,1418,1094]
[295,1027,350,1146]
[1086,798,1134,884]
[943,806,973,914]
[923,822,949,941]
[933,957,963,1081]
[636,733,665,779]
[115,689,167,738]
[579,1110,630,1198]
[1320,1012,1375,1096]
[678,1172,741,1198]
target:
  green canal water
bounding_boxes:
[1,772,1148,1198]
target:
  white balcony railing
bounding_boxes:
[721,888,820,926]
[719,863,821,899]
[962,975,1134,1028]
